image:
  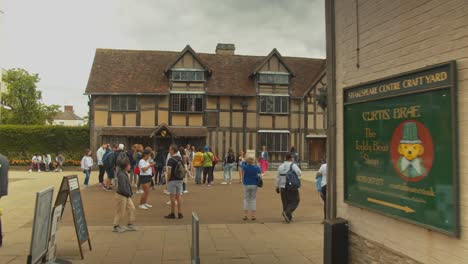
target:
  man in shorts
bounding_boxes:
[164,145,184,219]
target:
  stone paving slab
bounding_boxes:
[0,170,323,263]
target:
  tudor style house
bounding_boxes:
[85,44,327,167]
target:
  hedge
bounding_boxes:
[0,125,89,163]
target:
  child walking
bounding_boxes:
[80,149,93,188]
[113,159,137,233]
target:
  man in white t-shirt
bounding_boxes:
[317,160,327,219]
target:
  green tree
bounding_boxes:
[1,68,60,125]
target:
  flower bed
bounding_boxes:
[9,159,82,166]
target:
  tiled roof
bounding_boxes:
[54,111,83,121]
[85,48,325,97]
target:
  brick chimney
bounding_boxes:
[215,43,235,55]
[64,105,74,113]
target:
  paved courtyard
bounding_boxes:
[0,169,324,264]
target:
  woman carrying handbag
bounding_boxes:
[241,157,262,221]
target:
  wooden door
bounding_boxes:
[308,138,326,167]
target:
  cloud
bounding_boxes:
[1,0,325,117]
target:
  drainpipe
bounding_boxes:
[325,0,337,220]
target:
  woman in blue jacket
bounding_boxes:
[241,157,262,221]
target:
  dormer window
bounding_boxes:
[172,69,205,82]
[258,72,290,85]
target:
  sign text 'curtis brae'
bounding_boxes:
[344,64,452,104]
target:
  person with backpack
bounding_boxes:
[165,144,186,219]
[138,149,155,210]
[80,149,94,188]
[202,146,214,186]
[317,159,327,220]
[276,153,302,223]
[192,147,204,184]
[222,148,236,185]
[102,145,117,191]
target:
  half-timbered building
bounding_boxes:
[85,44,326,167]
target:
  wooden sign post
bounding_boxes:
[54,175,92,259]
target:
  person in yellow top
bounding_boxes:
[192,147,204,184]
[202,146,214,186]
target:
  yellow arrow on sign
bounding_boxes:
[367,198,415,213]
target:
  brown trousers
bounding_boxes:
[113,193,136,226]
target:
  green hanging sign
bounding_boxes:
[343,61,459,236]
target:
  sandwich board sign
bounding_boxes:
[28,187,54,264]
[54,175,92,259]
[343,61,459,236]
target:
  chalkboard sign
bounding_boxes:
[28,187,54,264]
[54,175,92,259]
[70,190,89,242]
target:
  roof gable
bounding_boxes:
[85,48,325,97]
[252,49,296,76]
[53,111,83,121]
[165,45,211,74]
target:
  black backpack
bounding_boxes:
[171,157,187,180]
[102,150,115,169]
[116,151,129,167]
[226,153,235,163]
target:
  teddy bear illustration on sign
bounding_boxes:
[397,122,426,178]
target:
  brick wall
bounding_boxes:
[334,0,468,263]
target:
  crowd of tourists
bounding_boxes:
[72,142,324,233]
[28,153,65,173]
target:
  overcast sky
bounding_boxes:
[1,0,325,117]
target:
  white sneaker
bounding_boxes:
[221,182,227,185]
[166,201,178,205]
[127,224,138,231]
[145,203,153,208]
[229,182,232,185]
[112,226,127,233]
[136,190,144,194]
[183,190,189,193]
[163,189,170,195]
[28,169,32,173]
[38,170,41,172]
[138,204,149,210]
